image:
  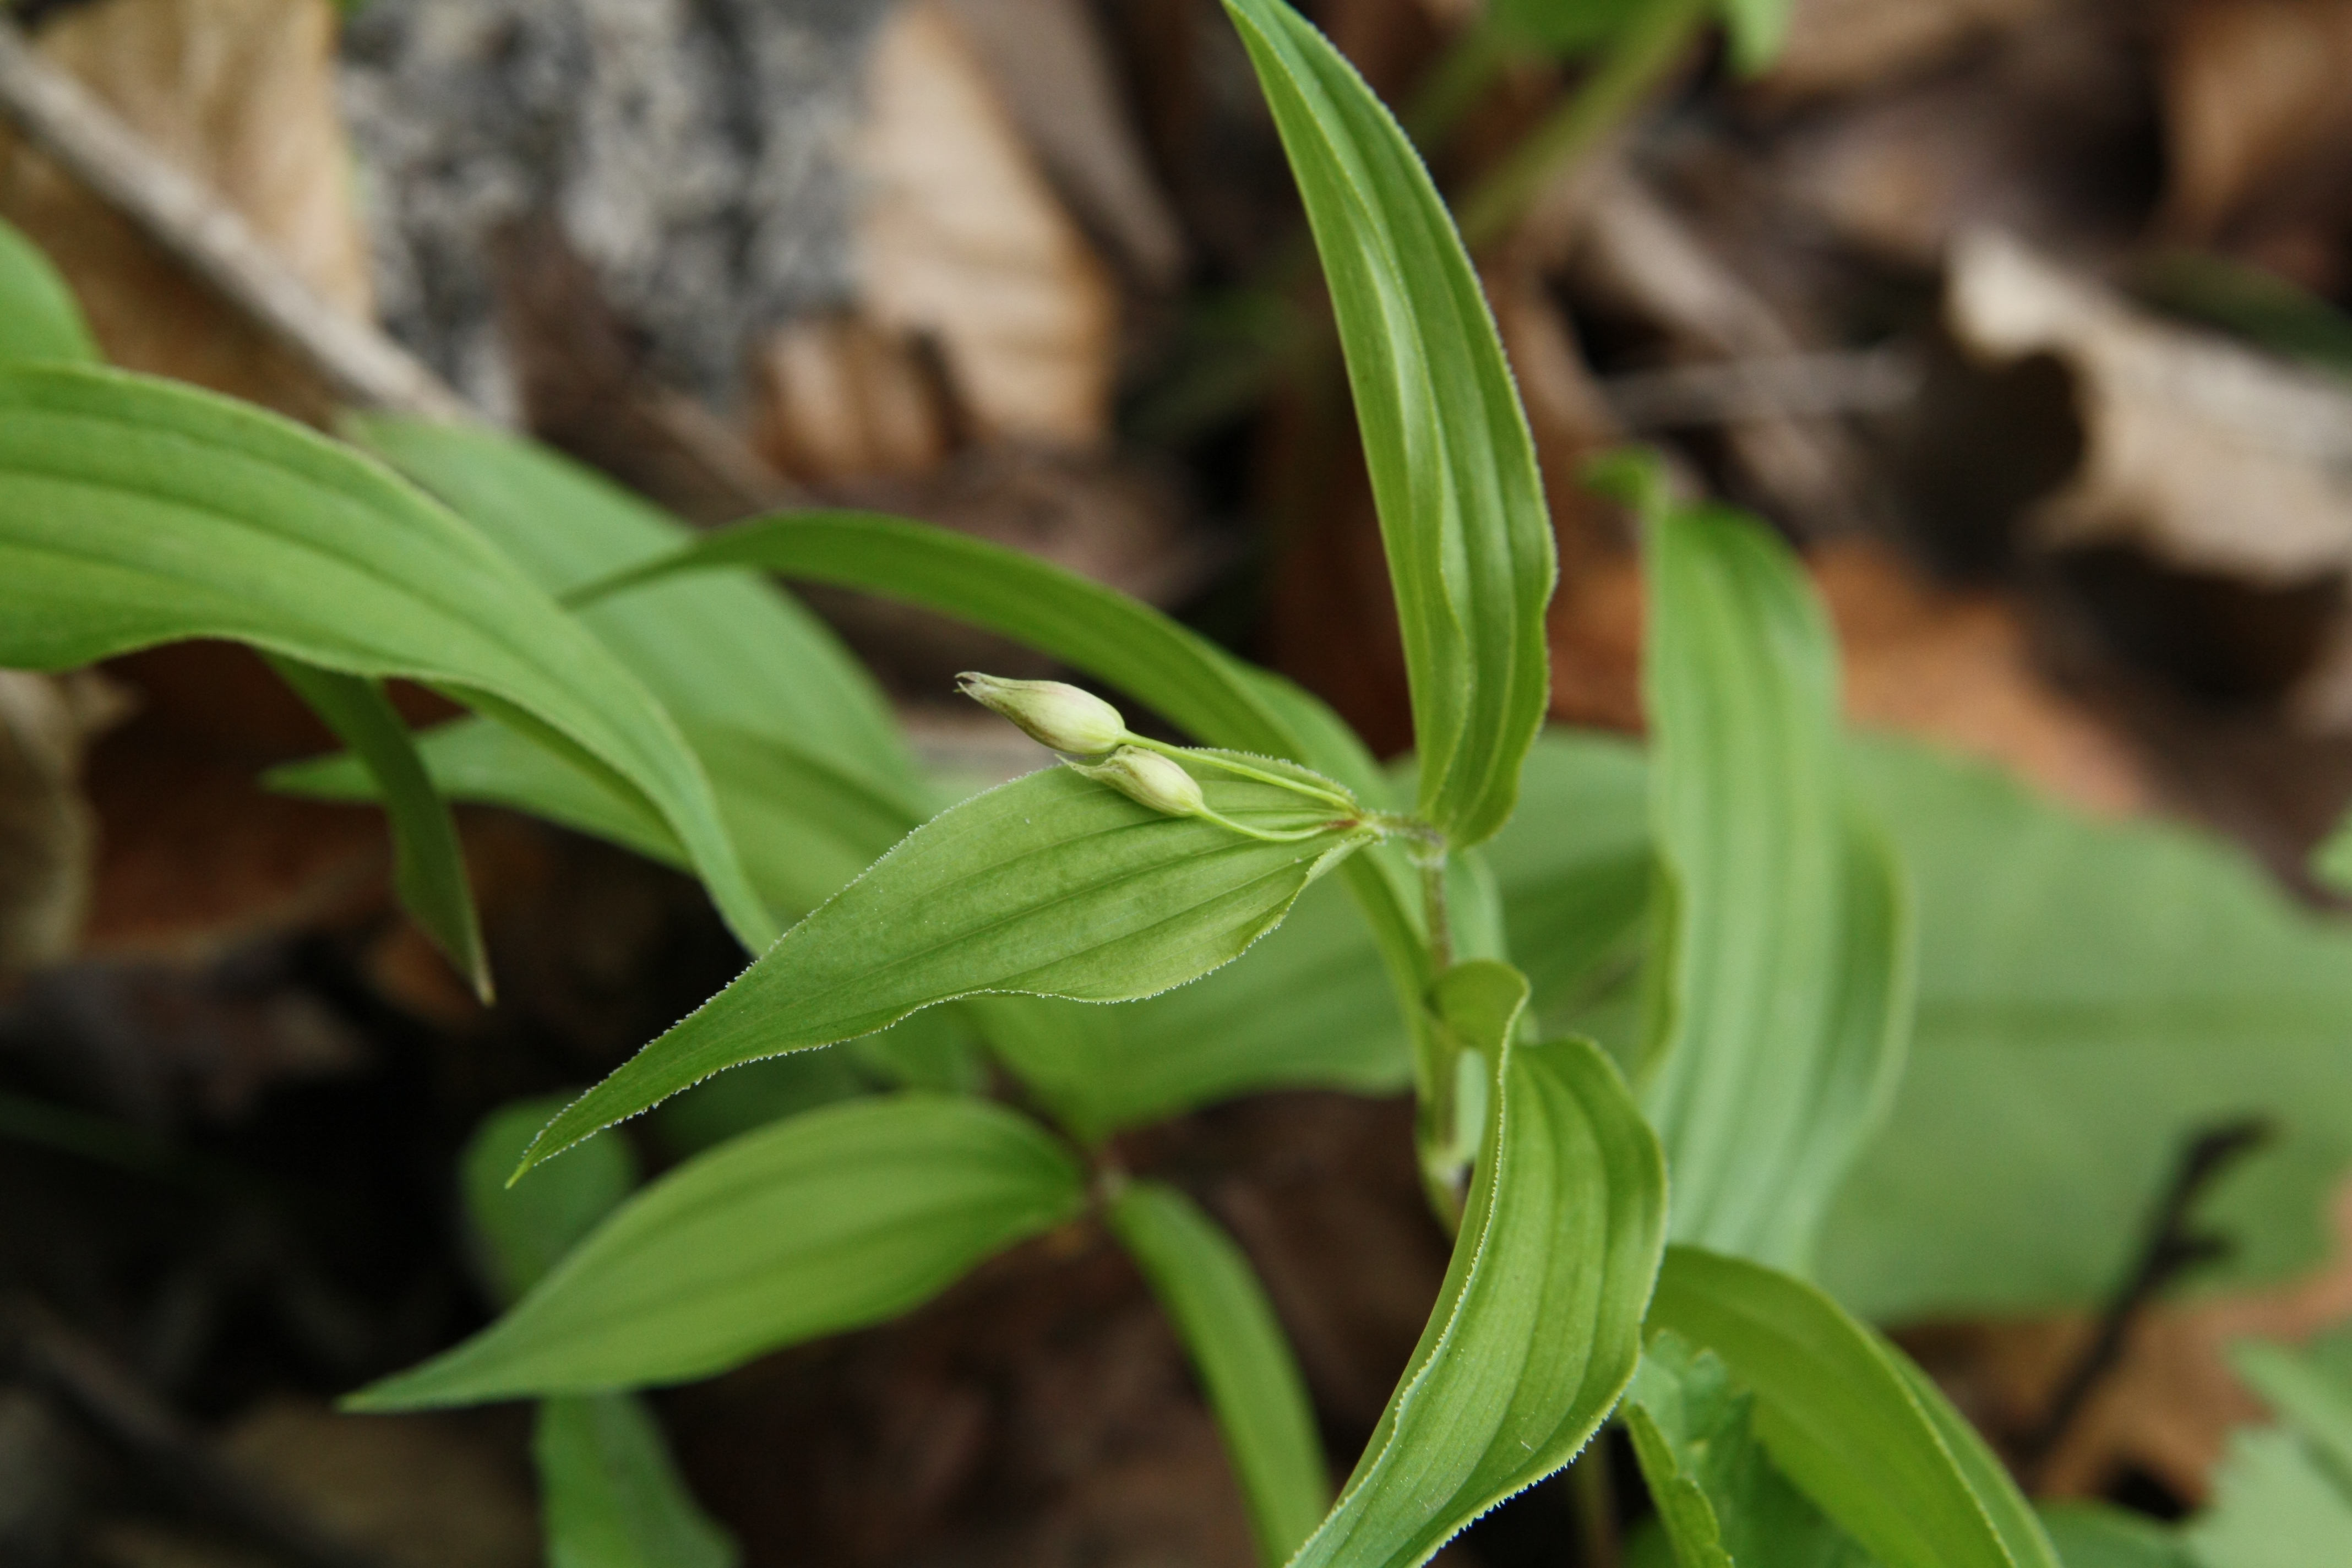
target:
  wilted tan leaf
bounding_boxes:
[1768,0,2050,101]
[0,0,372,419]
[1817,541,2155,815]
[221,1399,537,1568]
[1950,231,2352,583]
[935,0,1186,290]
[1923,1178,2352,1505]
[751,311,955,485]
[856,1,1119,450]
[0,671,124,977]
[1545,536,2154,815]
[2160,0,2352,250]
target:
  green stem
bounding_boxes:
[1194,807,1354,844]
[1456,0,1706,250]
[1124,734,1358,812]
[1421,852,1455,973]
[1402,12,1513,151]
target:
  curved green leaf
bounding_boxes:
[354,1095,1085,1406]
[1491,731,1654,1037]
[1223,0,1555,848]
[1719,0,1792,72]
[570,506,1432,1016]
[2188,1426,2352,1568]
[1646,1246,2056,1568]
[0,365,772,949]
[461,1095,640,1308]
[537,1393,738,1568]
[979,871,1407,1144]
[1826,738,2352,1319]
[2037,1505,2185,1568]
[267,656,489,1001]
[1291,1032,1665,1568]
[1109,1179,1329,1565]
[282,713,928,927]
[576,509,1366,792]
[0,218,97,367]
[458,1102,739,1568]
[349,418,914,787]
[521,756,1377,1172]
[1624,1330,1878,1568]
[1640,497,1912,1273]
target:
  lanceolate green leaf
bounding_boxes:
[1822,738,2352,1319]
[1641,500,1912,1273]
[1223,0,1554,848]
[268,656,490,1001]
[569,507,1431,1015]
[457,1102,739,1568]
[536,1393,739,1568]
[1624,1331,1877,1568]
[1108,1179,1329,1566]
[461,1096,640,1308]
[349,419,915,787]
[2187,1427,2352,1568]
[0,218,98,367]
[285,421,928,925]
[575,509,1373,796]
[2232,1338,2352,1485]
[0,366,772,950]
[521,756,1377,1173]
[281,714,926,926]
[1291,1033,1665,1568]
[1490,731,1654,1038]
[1718,0,1793,72]
[2036,1506,2186,1568]
[1646,1247,2056,1568]
[355,1095,1085,1406]
[974,869,1408,1145]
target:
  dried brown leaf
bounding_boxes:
[935,0,1186,290]
[751,312,955,485]
[0,672,122,977]
[1768,0,2051,102]
[0,0,372,419]
[856,1,1119,450]
[1950,231,2352,585]
[2161,0,2352,253]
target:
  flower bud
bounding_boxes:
[957,673,1128,756]
[1075,747,1206,819]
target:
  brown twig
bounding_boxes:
[0,16,469,420]
[2012,1118,2273,1484]
[4,1295,400,1568]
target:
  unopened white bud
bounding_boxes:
[1075,746,1206,818]
[957,673,1128,756]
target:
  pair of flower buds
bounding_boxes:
[957,673,1210,818]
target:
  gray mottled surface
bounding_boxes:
[340,0,890,420]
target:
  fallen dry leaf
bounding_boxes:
[2160,0,2352,267]
[1769,11,2152,268]
[1817,541,2155,815]
[856,1,1119,451]
[0,0,372,420]
[220,1400,536,1568]
[1767,0,2051,101]
[0,672,123,977]
[78,644,388,967]
[1918,1178,2352,1505]
[1554,170,1871,534]
[751,311,955,485]
[1950,230,2352,585]
[935,0,1186,291]
[1546,536,2155,816]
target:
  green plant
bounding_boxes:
[4,2,2352,1565]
